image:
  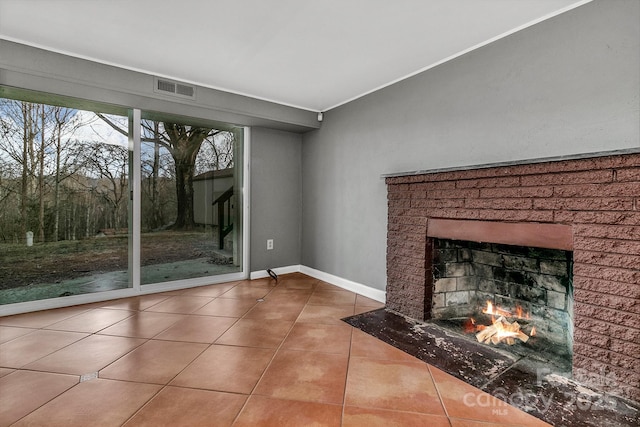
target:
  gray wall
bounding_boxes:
[301,0,640,291]
[250,127,302,271]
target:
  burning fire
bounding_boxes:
[469,301,537,346]
[482,301,511,317]
[482,301,530,319]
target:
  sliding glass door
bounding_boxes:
[0,87,245,309]
[138,113,243,285]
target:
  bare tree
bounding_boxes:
[0,100,40,239]
[195,131,234,174]
[51,107,83,241]
[164,123,222,229]
[98,114,223,230]
[140,121,165,230]
[81,143,129,231]
[1,99,85,242]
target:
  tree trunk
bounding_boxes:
[53,121,62,241]
[85,201,90,238]
[71,202,76,241]
[53,159,60,240]
[152,139,161,229]
[20,104,29,238]
[38,104,46,243]
[173,159,196,230]
[164,124,209,230]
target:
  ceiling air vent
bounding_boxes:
[176,83,195,97]
[154,77,196,99]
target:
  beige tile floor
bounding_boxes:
[0,273,551,426]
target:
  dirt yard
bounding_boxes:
[0,231,219,290]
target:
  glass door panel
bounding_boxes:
[139,114,243,285]
[0,92,131,304]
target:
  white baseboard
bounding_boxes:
[249,265,386,303]
[250,265,302,280]
[299,266,386,303]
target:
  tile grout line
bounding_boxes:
[85,294,214,426]
[228,277,315,425]
[340,319,356,426]
[8,373,83,426]
[427,364,456,426]
[2,304,143,426]
[228,277,365,424]
[107,280,250,427]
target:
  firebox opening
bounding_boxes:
[429,238,574,363]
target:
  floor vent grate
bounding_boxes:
[80,372,99,382]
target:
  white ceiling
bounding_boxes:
[0,0,590,112]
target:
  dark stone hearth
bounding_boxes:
[350,308,518,389]
[343,308,640,427]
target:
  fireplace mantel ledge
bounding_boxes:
[380,148,640,179]
[427,218,573,251]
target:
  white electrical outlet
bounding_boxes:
[267,239,274,250]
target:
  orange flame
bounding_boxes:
[482,301,530,320]
[482,301,512,317]
[463,318,477,333]
[515,306,531,320]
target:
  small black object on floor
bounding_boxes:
[342,308,639,427]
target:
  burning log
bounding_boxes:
[475,316,530,345]
[467,302,537,346]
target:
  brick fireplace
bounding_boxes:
[385,152,640,402]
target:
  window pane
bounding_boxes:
[139,115,242,285]
[0,94,131,304]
